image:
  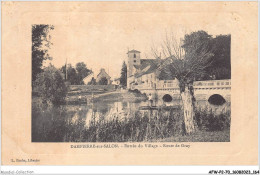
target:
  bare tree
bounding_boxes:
[153,31,214,134]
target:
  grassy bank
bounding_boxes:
[93,90,147,103]
[158,130,230,142]
[65,89,147,105]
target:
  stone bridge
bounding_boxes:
[133,79,231,105]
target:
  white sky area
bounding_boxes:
[44,13,231,80]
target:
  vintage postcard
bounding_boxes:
[1,1,258,165]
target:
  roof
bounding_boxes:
[134,59,161,78]
[97,69,111,79]
[127,49,141,54]
[157,57,177,80]
[140,59,160,69]
[133,57,177,78]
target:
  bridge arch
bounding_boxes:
[162,94,173,102]
[208,94,226,105]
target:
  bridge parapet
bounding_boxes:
[157,80,179,89]
[132,84,153,90]
[132,79,231,103]
[156,79,231,90]
[193,79,231,89]
[132,79,231,91]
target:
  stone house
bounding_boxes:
[96,68,111,84]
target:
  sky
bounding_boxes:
[45,12,231,80]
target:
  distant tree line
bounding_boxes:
[88,77,97,85]
[87,77,108,85]
[60,62,92,85]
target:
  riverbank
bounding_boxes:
[32,98,230,142]
[32,87,230,142]
[65,89,147,105]
[157,130,230,142]
[94,90,147,102]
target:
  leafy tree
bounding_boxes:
[182,31,213,53]
[76,62,92,84]
[32,25,54,83]
[154,31,214,134]
[182,30,214,80]
[158,64,177,80]
[60,62,92,85]
[67,66,78,85]
[61,64,78,85]
[33,64,67,105]
[98,77,108,85]
[182,31,231,80]
[209,35,231,79]
[120,61,127,87]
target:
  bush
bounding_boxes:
[79,108,185,142]
[195,109,230,131]
[33,64,67,105]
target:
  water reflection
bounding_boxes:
[68,100,147,128]
[66,98,230,128]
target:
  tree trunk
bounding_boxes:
[180,86,196,135]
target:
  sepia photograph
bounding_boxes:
[31,24,231,142]
[1,1,258,168]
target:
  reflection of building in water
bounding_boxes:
[85,108,94,127]
[83,102,130,127]
[79,101,154,127]
[68,98,231,129]
[71,112,79,124]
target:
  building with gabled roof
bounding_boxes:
[96,68,111,84]
[83,68,112,85]
[126,49,177,90]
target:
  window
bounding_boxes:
[134,60,136,63]
[134,54,136,58]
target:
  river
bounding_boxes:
[32,93,231,142]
